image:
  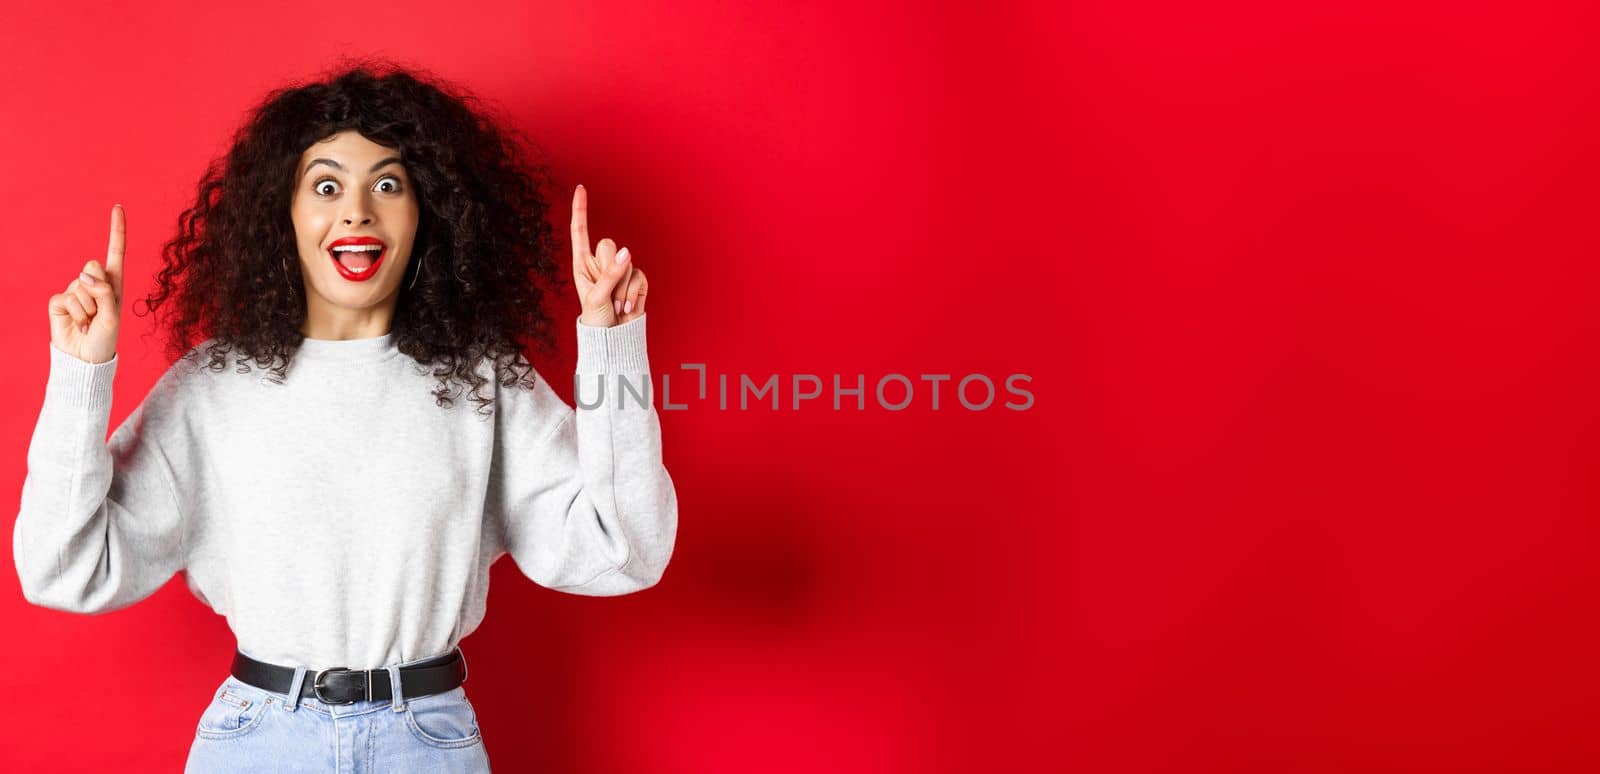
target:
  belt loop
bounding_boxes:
[285,666,308,712]
[387,664,405,712]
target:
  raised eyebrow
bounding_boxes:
[303,156,406,179]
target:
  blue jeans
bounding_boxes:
[184,650,492,773]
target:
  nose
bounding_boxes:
[340,195,374,226]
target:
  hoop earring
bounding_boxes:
[408,252,424,290]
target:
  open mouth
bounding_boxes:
[327,240,386,281]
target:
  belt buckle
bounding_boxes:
[313,666,359,705]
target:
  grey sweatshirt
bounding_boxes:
[13,313,677,670]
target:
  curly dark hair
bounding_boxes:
[136,56,567,416]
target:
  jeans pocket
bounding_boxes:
[195,679,271,740]
[403,688,483,749]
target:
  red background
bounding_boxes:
[2,1,1595,772]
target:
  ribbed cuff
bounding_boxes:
[46,342,117,408]
[576,312,650,375]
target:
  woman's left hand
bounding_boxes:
[571,184,648,327]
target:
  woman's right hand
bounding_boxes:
[48,204,125,365]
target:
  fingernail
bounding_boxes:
[613,300,621,315]
[80,271,97,286]
[616,247,629,265]
[624,299,634,314]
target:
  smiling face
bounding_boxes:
[290,130,420,338]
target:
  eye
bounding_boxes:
[312,175,403,197]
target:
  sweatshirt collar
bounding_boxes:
[293,331,401,363]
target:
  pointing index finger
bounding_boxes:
[106,203,125,291]
[571,184,592,275]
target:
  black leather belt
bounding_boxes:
[230,646,469,705]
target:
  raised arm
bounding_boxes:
[15,203,191,613]
[486,185,676,595]
[487,314,678,595]
[14,345,191,613]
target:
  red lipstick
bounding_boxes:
[327,236,387,282]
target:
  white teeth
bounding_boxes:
[331,244,382,252]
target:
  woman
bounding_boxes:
[15,60,678,773]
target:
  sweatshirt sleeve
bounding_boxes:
[486,312,679,596]
[12,342,190,614]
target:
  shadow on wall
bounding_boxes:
[464,475,830,771]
